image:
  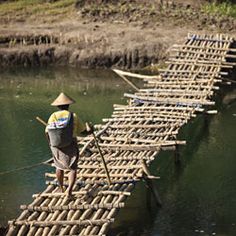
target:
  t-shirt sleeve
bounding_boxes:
[73,113,86,136]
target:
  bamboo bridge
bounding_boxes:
[6,33,236,236]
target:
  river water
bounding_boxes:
[0,68,235,236]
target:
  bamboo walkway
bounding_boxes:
[6,33,236,236]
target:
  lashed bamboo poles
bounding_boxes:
[6,33,235,236]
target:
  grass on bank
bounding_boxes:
[0,0,76,22]
[202,0,236,18]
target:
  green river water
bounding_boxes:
[0,67,235,236]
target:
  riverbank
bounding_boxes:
[0,0,236,69]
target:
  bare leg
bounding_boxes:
[67,169,77,196]
[56,168,64,192]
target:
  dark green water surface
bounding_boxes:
[0,67,235,236]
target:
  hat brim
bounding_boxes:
[51,93,76,106]
[51,100,75,106]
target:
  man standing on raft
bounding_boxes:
[45,92,92,197]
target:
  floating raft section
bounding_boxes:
[7,33,236,236]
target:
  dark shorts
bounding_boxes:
[50,140,78,171]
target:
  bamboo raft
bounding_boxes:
[6,33,236,236]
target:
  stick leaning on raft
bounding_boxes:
[86,123,112,186]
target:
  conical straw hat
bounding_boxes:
[51,92,75,106]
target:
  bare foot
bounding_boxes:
[65,190,76,200]
[65,188,72,196]
[60,186,66,193]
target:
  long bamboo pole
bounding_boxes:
[113,69,139,91]
[86,123,112,186]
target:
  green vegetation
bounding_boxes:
[0,0,76,22]
[202,0,236,18]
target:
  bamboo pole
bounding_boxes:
[172,44,236,51]
[169,48,236,58]
[9,219,114,227]
[89,125,112,186]
[32,191,88,198]
[124,93,215,106]
[79,122,111,156]
[96,123,182,130]
[113,69,139,91]
[113,69,161,80]
[36,117,47,126]
[45,172,141,179]
[20,203,125,212]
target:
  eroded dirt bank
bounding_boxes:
[0,0,236,69]
[0,23,174,69]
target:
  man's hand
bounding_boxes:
[85,122,94,133]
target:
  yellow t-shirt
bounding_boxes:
[45,110,85,137]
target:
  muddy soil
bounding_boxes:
[0,0,236,69]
